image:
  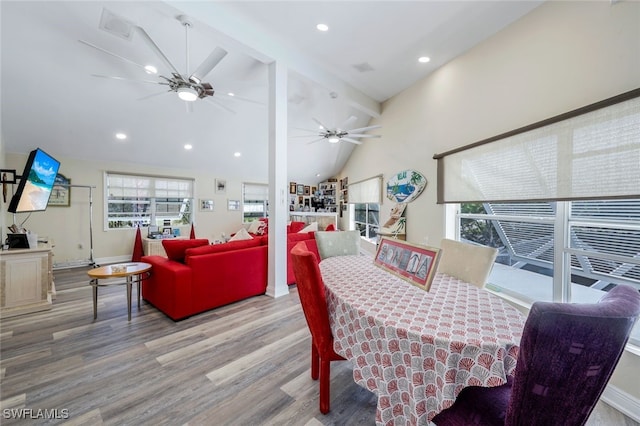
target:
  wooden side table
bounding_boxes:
[87,262,151,321]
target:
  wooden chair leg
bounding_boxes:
[311,342,319,380]
[319,358,331,414]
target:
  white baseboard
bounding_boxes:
[601,384,640,423]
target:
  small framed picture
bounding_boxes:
[374,237,441,292]
[289,182,297,194]
[296,184,304,195]
[228,199,240,211]
[304,185,310,196]
[48,173,71,207]
[215,179,226,194]
[162,227,172,236]
[200,199,215,211]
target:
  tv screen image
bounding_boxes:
[8,148,61,213]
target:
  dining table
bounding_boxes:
[319,255,526,425]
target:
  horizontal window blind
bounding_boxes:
[434,89,640,203]
[107,173,194,199]
[348,175,382,204]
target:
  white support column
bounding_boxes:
[266,60,289,298]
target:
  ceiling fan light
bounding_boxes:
[189,76,201,85]
[328,136,340,143]
[177,87,198,102]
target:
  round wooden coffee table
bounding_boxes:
[87,262,152,321]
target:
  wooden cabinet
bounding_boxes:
[0,246,53,318]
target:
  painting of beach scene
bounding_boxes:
[386,169,427,203]
[10,149,60,213]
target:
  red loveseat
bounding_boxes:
[141,231,319,320]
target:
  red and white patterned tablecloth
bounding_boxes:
[319,255,526,425]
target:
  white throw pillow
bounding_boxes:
[229,227,253,241]
[299,221,318,233]
[247,221,264,234]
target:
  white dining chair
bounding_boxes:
[437,239,498,288]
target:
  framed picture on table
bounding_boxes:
[374,237,441,291]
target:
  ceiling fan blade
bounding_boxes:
[218,92,265,106]
[136,26,181,77]
[338,115,357,130]
[91,74,160,85]
[307,138,327,145]
[79,40,150,73]
[312,117,331,130]
[189,47,228,83]
[202,98,236,114]
[341,137,363,145]
[347,124,382,133]
[137,90,172,101]
[347,134,381,138]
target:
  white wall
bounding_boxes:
[339,0,640,406]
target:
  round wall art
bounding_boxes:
[386,170,427,203]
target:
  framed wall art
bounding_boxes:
[200,199,215,211]
[227,199,240,211]
[374,237,441,291]
[215,179,226,194]
[48,173,70,207]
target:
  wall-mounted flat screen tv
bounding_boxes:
[8,148,61,213]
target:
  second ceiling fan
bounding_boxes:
[294,115,382,145]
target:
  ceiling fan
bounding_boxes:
[293,116,382,145]
[79,14,244,113]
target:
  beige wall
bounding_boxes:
[339,0,640,403]
[2,153,263,266]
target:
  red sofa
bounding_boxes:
[141,231,319,320]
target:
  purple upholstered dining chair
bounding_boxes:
[291,241,346,414]
[432,284,640,426]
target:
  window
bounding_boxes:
[353,203,379,242]
[457,199,640,346]
[242,183,268,223]
[348,175,382,242]
[105,172,193,230]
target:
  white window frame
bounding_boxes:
[242,182,269,223]
[453,199,640,347]
[104,172,194,230]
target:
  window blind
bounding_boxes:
[434,89,640,203]
[348,175,382,204]
[107,173,194,198]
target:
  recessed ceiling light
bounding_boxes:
[228,92,235,97]
[418,56,431,63]
[234,152,241,157]
[115,133,127,140]
[316,173,321,177]
[316,23,329,32]
[144,65,157,74]
[184,144,193,150]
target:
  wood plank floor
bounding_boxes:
[1,266,637,425]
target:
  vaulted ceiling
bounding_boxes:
[0,1,542,184]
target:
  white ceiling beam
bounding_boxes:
[166,1,381,118]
